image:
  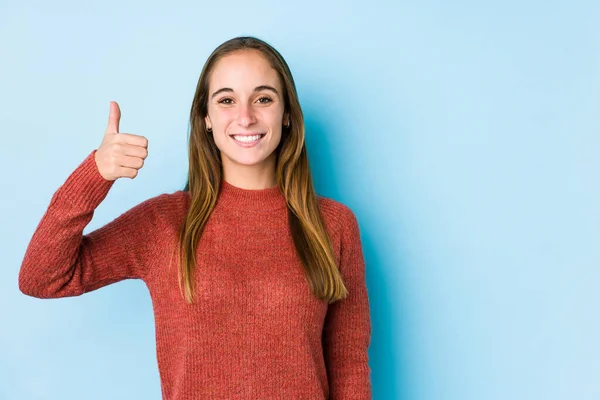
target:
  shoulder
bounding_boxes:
[316,195,365,275]
[144,189,189,213]
[316,195,360,241]
[128,189,188,214]
[126,190,189,232]
[317,195,358,222]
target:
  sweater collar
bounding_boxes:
[216,179,288,211]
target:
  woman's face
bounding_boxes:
[205,49,289,180]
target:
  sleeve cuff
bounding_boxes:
[55,149,115,210]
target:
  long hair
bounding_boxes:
[178,36,348,304]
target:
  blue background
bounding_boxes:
[1,0,599,399]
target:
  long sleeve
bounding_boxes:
[322,207,373,399]
[18,149,160,298]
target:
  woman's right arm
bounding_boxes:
[19,101,157,298]
[18,149,160,298]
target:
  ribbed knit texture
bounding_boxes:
[19,150,373,400]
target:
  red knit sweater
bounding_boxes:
[18,150,372,400]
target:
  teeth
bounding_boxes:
[233,134,262,142]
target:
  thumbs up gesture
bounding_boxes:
[94,101,148,181]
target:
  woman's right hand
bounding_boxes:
[94,101,149,181]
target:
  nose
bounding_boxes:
[236,102,256,128]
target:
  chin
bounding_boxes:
[224,151,277,168]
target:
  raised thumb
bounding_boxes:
[106,101,121,134]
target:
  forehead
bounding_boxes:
[209,50,281,91]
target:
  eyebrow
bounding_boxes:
[210,85,279,99]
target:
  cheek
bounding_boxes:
[212,109,237,125]
[262,109,284,125]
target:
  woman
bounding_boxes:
[19,36,372,399]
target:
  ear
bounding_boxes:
[284,113,290,126]
[205,115,212,130]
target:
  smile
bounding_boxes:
[230,134,266,147]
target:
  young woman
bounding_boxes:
[19,36,372,400]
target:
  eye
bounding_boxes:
[217,96,273,105]
[257,96,272,104]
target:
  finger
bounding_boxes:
[117,133,148,148]
[118,154,145,170]
[106,101,121,134]
[117,166,139,179]
[119,143,148,159]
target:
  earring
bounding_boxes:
[207,127,212,132]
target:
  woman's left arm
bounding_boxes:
[323,206,373,400]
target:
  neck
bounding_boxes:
[216,178,287,212]
[220,153,277,190]
[222,177,277,190]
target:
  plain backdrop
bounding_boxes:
[1,0,598,399]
